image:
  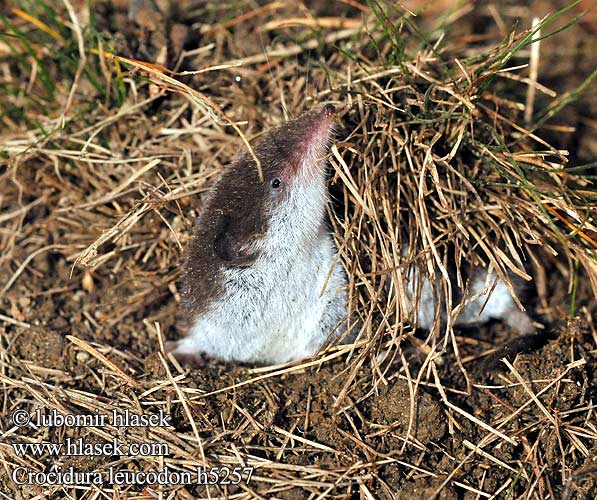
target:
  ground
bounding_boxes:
[0,1,595,499]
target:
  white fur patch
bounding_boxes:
[394,262,533,334]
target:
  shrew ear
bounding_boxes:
[213,216,235,261]
[213,215,261,267]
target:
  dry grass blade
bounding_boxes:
[66,335,140,388]
[108,54,264,182]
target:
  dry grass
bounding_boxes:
[0,0,596,499]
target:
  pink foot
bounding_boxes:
[164,340,208,368]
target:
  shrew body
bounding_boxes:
[168,105,348,365]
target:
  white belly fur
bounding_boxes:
[176,230,348,364]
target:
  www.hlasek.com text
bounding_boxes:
[12,437,169,457]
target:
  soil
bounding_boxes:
[3,317,595,499]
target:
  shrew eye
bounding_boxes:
[270,178,282,189]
